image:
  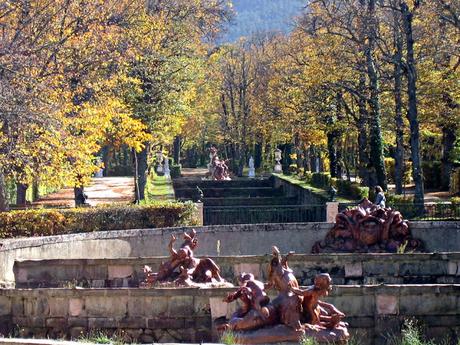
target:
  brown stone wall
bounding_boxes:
[14,253,460,288]
[0,285,459,345]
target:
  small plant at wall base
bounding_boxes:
[220,330,239,345]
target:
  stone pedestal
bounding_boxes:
[195,202,204,226]
[326,202,339,223]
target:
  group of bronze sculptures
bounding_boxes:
[142,199,422,343]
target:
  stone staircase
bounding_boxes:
[173,177,325,225]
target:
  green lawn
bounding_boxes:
[145,173,175,202]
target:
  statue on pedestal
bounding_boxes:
[312,198,423,253]
[216,246,349,344]
[142,230,231,287]
[207,146,231,181]
[248,156,256,178]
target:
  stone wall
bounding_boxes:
[272,175,328,204]
[0,285,459,345]
[13,253,460,288]
[2,222,460,286]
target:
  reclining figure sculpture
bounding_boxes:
[313,198,423,253]
[142,229,229,287]
[216,246,349,344]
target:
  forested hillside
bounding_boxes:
[223,0,305,41]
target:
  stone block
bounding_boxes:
[68,317,88,328]
[193,296,211,316]
[49,298,68,317]
[400,294,458,315]
[32,328,47,339]
[0,296,11,316]
[108,265,133,279]
[345,262,363,278]
[329,295,375,316]
[11,297,24,316]
[448,261,458,275]
[117,316,146,328]
[139,334,154,343]
[69,298,84,317]
[233,263,261,279]
[15,268,28,283]
[123,328,143,342]
[70,327,86,340]
[168,295,194,315]
[46,317,67,330]
[376,295,399,315]
[85,296,127,317]
[88,317,118,329]
[210,297,227,320]
[34,298,50,316]
[128,296,169,317]
[91,279,106,288]
[18,327,32,338]
[147,317,184,329]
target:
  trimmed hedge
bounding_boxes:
[384,158,412,184]
[451,168,460,195]
[311,173,331,189]
[0,202,197,239]
[334,179,369,200]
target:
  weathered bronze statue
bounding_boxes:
[216,246,349,344]
[142,229,229,287]
[208,146,231,181]
[313,198,423,253]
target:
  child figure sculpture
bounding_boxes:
[290,273,345,329]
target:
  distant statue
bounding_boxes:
[207,146,231,181]
[248,156,256,178]
[312,198,423,253]
[164,157,171,179]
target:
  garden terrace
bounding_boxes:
[2,222,460,287]
[13,252,460,288]
[0,285,459,345]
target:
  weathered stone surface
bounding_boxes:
[399,294,458,315]
[69,326,86,339]
[376,295,398,315]
[15,268,28,283]
[67,317,88,328]
[193,296,211,316]
[448,261,458,275]
[108,265,133,279]
[46,317,67,330]
[117,316,146,328]
[85,296,127,317]
[88,317,118,329]
[168,296,194,315]
[49,298,68,317]
[345,263,363,278]
[233,263,261,279]
[69,298,84,317]
[210,297,228,320]
[0,296,11,316]
[11,297,23,316]
[128,296,169,317]
[139,334,154,343]
[147,317,185,329]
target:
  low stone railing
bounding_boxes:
[13,252,460,288]
[0,285,459,344]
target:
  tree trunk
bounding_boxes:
[16,183,28,206]
[173,136,181,165]
[366,0,387,190]
[282,143,293,175]
[357,74,370,185]
[0,172,9,211]
[134,144,150,202]
[254,141,263,169]
[74,186,86,207]
[393,11,405,195]
[327,130,338,178]
[441,126,456,190]
[32,180,39,201]
[401,1,424,206]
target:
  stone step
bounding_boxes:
[173,178,272,189]
[203,196,299,206]
[175,187,284,199]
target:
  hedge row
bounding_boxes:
[0,202,197,239]
[303,172,368,200]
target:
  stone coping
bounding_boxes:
[14,251,460,264]
[2,221,458,251]
[0,340,224,345]
[2,284,460,297]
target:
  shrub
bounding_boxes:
[170,164,182,179]
[422,161,442,189]
[335,180,369,200]
[311,172,331,189]
[450,168,460,195]
[0,202,197,239]
[385,158,412,184]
